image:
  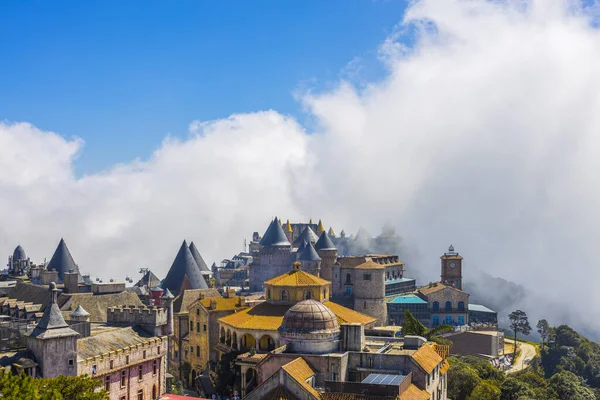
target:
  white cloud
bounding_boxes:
[2,0,600,335]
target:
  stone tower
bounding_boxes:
[162,288,175,336]
[315,231,338,281]
[8,245,30,276]
[249,217,292,291]
[441,245,463,290]
[27,282,79,378]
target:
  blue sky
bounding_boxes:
[0,0,409,174]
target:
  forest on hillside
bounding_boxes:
[448,324,600,400]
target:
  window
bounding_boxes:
[137,389,143,400]
[197,322,200,332]
[184,350,188,358]
[281,290,289,302]
[68,359,74,366]
[304,290,312,300]
[174,351,178,359]
[143,350,146,359]
[110,360,114,369]
[455,280,460,287]
[432,316,440,327]
[121,370,127,387]
[92,365,97,375]
[153,359,157,375]
[196,308,200,316]
[444,315,453,325]
[203,324,207,332]
[126,355,129,364]
[445,301,452,311]
[363,273,371,281]
[432,301,440,311]
[138,365,143,380]
[104,375,110,391]
[267,289,271,299]
[323,289,327,298]
[153,385,157,399]
[458,301,465,311]
[332,372,338,381]
[157,346,160,354]
[345,273,351,284]
[345,286,352,295]
[458,316,465,325]
[190,321,193,331]
[196,346,200,357]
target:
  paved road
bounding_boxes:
[505,339,537,374]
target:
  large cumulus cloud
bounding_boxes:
[2,0,600,336]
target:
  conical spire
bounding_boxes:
[328,227,336,237]
[46,238,81,283]
[297,240,308,254]
[317,219,325,235]
[315,231,336,251]
[259,217,290,247]
[189,241,211,273]
[71,305,89,318]
[162,240,208,296]
[29,282,78,339]
[298,241,322,261]
[309,218,313,225]
[285,219,293,233]
[293,226,319,247]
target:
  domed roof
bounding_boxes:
[13,245,27,261]
[279,300,339,334]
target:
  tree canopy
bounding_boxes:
[0,371,107,400]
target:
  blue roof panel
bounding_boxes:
[362,373,406,386]
[389,294,427,304]
[469,304,496,313]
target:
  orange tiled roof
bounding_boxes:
[219,301,375,330]
[439,359,450,375]
[321,394,396,400]
[411,344,443,374]
[265,269,330,287]
[281,358,319,398]
[218,302,288,330]
[324,301,377,326]
[264,385,296,400]
[197,296,248,312]
[354,261,385,270]
[399,384,430,400]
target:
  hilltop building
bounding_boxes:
[217,262,375,362]
[331,254,414,326]
[0,282,171,399]
[238,307,449,399]
[249,218,339,291]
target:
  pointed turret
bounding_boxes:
[285,219,293,233]
[189,241,211,274]
[297,240,308,254]
[328,227,336,238]
[309,218,313,225]
[315,231,336,251]
[162,240,208,296]
[46,239,82,283]
[259,217,290,247]
[317,219,325,235]
[298,241,322,262]
[293,226,319,247]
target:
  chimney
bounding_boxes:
[210,299,217,310]
[64,270,79,294]
[237,296,246,307]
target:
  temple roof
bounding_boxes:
[315,231,336,251]
[259,217,290,247]
[293,226,319,247]
[189,241,211,273]
[161,240,208,296]
[46,238,82,283]
[298,241,322,262]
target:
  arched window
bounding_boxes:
[458,301,465,311]
[267,289,271,299]
[432,301,440,311]
[281,290,289,302]
[345,273,351,284]
[323,289,327,299]
[445,301,452,311]
[304,290,312,300]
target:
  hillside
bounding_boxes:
[447,324,600,400]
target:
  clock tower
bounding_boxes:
[441,245,463,290]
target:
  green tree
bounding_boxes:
[536,319,550,350]
[508,310,531,360]
[401,310,453,343]
[0,371,107,400]
[468,380,500,400]
[548,370,595,400]
[448,362,481,400]
[500,377,533,400]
